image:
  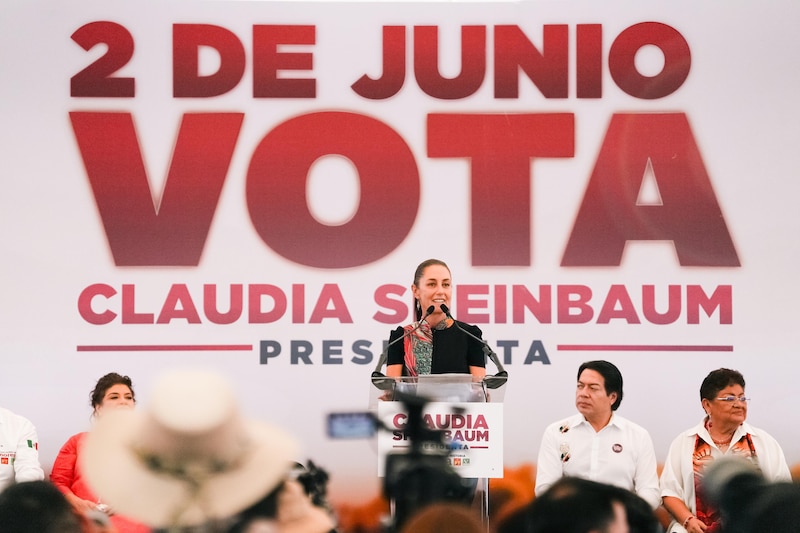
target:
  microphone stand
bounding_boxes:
[371,306,436,390]
[440,304,508,390]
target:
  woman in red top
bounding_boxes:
[51,372,150,533]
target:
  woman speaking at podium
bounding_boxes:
[381,259,488,523]
[385,258,486,380]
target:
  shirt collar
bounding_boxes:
[574,412,619,430]
[690,418,753,438]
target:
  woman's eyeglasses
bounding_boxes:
[716,395,750,403]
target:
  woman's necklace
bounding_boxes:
[710,429,734,447]
[712,436,732,447]
[706,419,734,447]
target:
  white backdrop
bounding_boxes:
[2,0,799,505]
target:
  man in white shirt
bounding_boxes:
[534,360,661,510]
[0,406,45,492]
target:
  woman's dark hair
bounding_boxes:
[700,368,745,401]
[577,360,623,411]
[412,258,451,320]
[90,372,135,409]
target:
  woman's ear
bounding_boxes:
[701,398,711,415]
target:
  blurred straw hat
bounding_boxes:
[81,369,298,528]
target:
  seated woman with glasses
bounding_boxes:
[659,368,791,533]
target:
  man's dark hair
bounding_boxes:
[578,360,624,411]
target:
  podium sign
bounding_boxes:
[377,401,504,478]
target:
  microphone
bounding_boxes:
[439,304,508,390]
[371,305,436,390]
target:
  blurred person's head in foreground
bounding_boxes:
[528,476,630,533]
[701,455,800,533]
[398,501,484,533]
[0,480,84,533]
[80,369,298,531]
[228,461,337,533]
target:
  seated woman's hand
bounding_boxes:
[66,493,100,515]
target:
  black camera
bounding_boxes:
[382,392,474,532]
[327,392,473,532]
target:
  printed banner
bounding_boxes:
[377,401,504,478]
[1,0,799,504]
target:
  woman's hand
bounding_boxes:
[662,496,711,533]
[684,516,708,532]
[66,493,99,515]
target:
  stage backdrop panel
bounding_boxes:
[2,0,799,504]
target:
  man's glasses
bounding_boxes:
[716,395,750,403]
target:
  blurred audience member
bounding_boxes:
[0,479,83,533]
[700,455,800,533]
[81,369,298,532]
[228,462,337,533]
[496,476,661,533]
[613,484,663,533]
[50,372,149,532]
[528,476,631,533]
[0,406,44,492]
[397,502,484,533]
[494,502,533,533]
